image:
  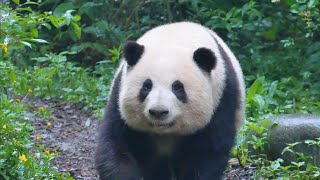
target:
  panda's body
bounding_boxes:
[95,22,245,180]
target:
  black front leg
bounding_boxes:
[95,121,142,180]
[176,150,229,180]
[98,163,142,180]
[173,131,232,180]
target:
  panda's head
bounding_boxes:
[119,41,222,135]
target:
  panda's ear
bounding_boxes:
[123,41,144,66]
[193,47,216,73]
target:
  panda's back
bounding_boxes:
[137,22,215,50]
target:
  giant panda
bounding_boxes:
[95,22,245,180]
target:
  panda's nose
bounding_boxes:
[149,109,169,119]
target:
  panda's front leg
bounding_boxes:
[95,137,142,180]
[173,134,230,180]
[95,119,143,180]
[175,151,229,180]
[98,162,141,180]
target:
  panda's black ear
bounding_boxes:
[123,41,144,66]
[193,47,216,73]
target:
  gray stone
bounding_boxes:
[266,114,320,165]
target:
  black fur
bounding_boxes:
[123,41,144,66]
[193,47,216,73]
[139,79,153,102]
[172,80,188,103]
[95,36,240,180]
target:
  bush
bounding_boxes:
[0,1,76,179]
[0,94,73,179]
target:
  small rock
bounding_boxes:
[228,158,240,167]
[266,114,320,165]
[63,105,71,110]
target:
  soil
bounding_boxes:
[27,98,99,179]
[27,98,253,180]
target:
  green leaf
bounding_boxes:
[41,23,52,30]
[16,7,32,12]
[75,86,84,92]
[73,15,81,22]
[59,51,77,56]
[290,4,307,13]
[296,0,306,3]
[268,81,278,97]
[21,2,40,6]
[304,140,315,145]
[59,51,77,55]
[63,10,75,25]
[225,9,234,20]
[306,163,314,171]
[31,28,38,38]
[8,70,16,82]
[20,41,32,48]
[281,146,293,155]
[261,120,272,127]
[49,16,59,28]
[53,2,74,17]
[288,142,302,147]
[32,57,49,62]
[271,161,280,170]
[290,4,300,13]
[314,171,320,177]
[62,88,73,92]
[12,0,20,5]
[308,0,319,8]
[0,170,10,179]
[71,22,81,39]
[253,94,265,109]
[247,76,265,100]
[280,165,293,170]
[29,39,49,43]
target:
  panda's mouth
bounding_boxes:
[148,121,175,128]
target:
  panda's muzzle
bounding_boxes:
[149,109,169,120]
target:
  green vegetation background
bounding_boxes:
[0,0,319,179]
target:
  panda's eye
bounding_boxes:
[139,79,153,102]
[142,79,153,91]
[172,80,187,103]
[172,81,184,91]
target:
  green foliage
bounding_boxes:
[234,73,320,178]
[0,94,73,179]
[0,1,78,178]
[1,50,119,113]
[251,139,320,179]
[0,1,80,64]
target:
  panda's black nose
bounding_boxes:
[149,109,169,119]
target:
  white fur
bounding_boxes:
[117,22,244,135]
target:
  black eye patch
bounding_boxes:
[139,79,152,102]
[172,80,187,103]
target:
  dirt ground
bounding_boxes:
[27,98,252,180]
[28,98,98,179]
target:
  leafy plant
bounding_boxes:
[0,1,80,65]
[0,92,73,179]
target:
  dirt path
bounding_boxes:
[28,98,98,179]
[27,98,252,180]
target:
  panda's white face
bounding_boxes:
[119,47,217,135]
